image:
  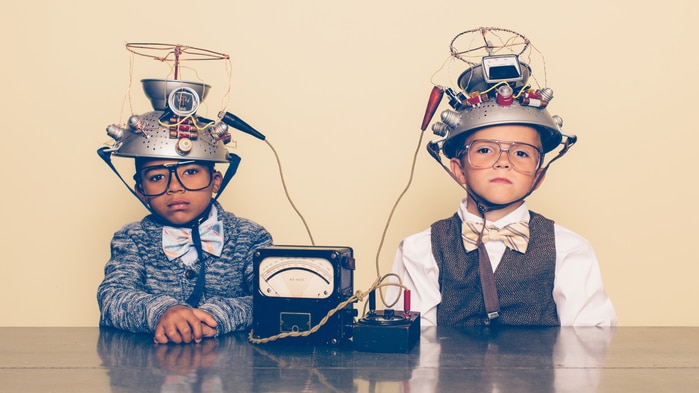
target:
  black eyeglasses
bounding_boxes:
[136,161,214,197]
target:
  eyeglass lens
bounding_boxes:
[466,139,541,173]
[139,163,213,196]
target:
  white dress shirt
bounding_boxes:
[389,199,618,326]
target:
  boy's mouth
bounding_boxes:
[490,177,512,184]
[168,200,190,209]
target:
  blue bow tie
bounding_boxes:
[162,219,224,261]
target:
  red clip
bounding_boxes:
[421,86,444,131]
[403,289,411,317]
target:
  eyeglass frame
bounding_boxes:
[456,139,544,174]
[134,160,215,197]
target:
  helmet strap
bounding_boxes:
[97,147,150,210]
[214,153,241,202]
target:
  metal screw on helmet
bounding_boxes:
[552,115,563,128]
[431,122,451,137]
[539,88,554,102]
[440,110,462,129]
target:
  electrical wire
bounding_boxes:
[265,139,316,246]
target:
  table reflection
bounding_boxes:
[411,326,615,393]
[97,326,614,393]
[97,328,254,393]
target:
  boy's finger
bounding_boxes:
[154,325,170,344]
[192,309,218,328]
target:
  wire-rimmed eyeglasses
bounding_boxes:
[458,139,543,174]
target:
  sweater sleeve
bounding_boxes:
[97,226,183,333]
[196,218,273,334]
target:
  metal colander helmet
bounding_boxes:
[420,27,576,161]
[105,79,233,163]
[98,78,249,206]
[98,43,269,211]
[432,59,564,159]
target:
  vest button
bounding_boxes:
[185,269,197,280]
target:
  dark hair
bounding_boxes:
[442,132,470,159]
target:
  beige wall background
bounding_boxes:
[1,0,696,327]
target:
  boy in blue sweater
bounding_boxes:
[97,80,272,344]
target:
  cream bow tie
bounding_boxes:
[462,221,530,254]
[162,219,224,261]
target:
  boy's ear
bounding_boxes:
[211,170,223,194]
[134,183,149,204]
[449,157,467,185]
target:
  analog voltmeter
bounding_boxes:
[251,245,355,345]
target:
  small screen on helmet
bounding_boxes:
[482,54,523,83]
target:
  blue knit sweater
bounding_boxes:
[97,201,272,335]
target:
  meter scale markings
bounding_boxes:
[259,257,334,299]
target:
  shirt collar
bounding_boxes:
[457,198,530,227]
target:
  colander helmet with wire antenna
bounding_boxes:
[421,27,577,214]
[97,43,265,209]
[422,27,575,161]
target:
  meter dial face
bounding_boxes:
[258,257,334,299]
[168,86,200,117]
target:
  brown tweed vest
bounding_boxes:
[432,211,559,326]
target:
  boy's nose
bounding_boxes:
[493,150,511,168]
[166,173,185,193]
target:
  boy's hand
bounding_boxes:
[192,308,218,338]
[154,306,218,344]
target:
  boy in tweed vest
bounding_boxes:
[389,28,616,327]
